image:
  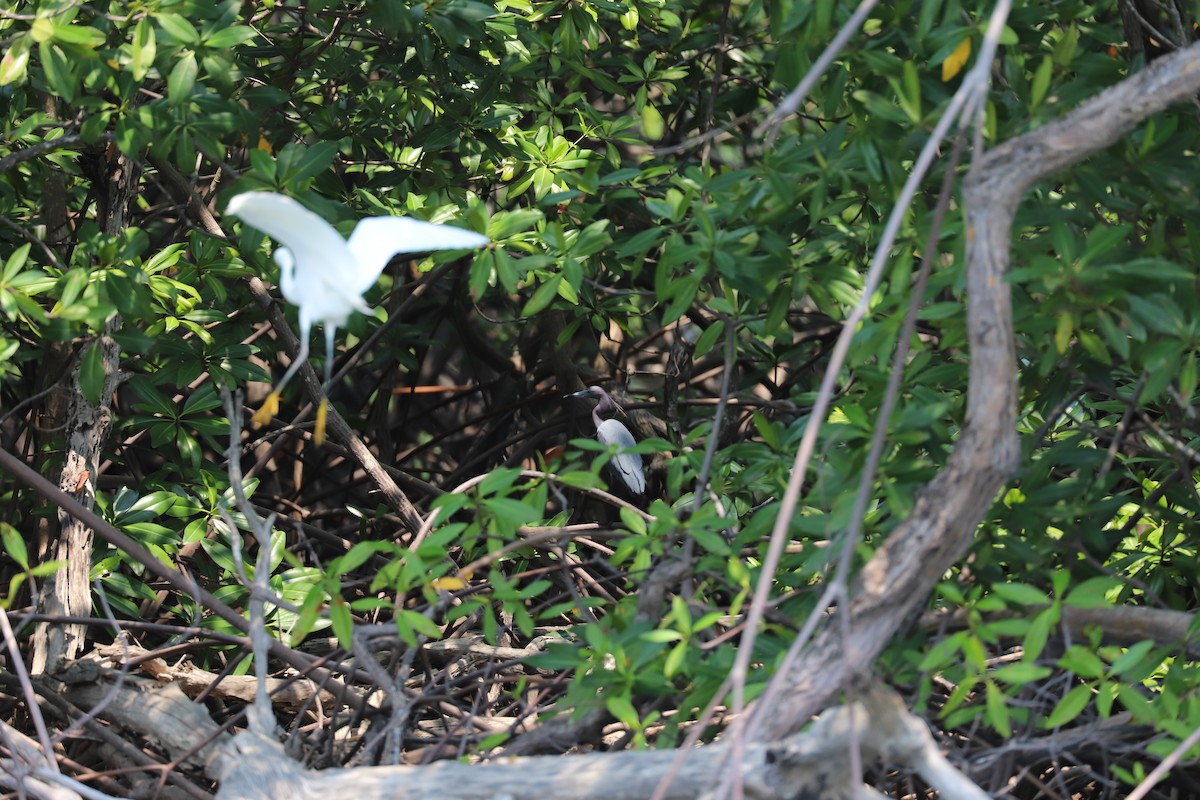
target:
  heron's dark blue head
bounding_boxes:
[568,385,620,417]
[566,387,644,495]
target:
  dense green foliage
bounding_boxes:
[3,0,1200,793]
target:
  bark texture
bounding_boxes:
[32,148,140,674]
[749,41,1200,741]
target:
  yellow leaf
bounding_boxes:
[257,135,272,153]
[942,37,972,82]
[431,576,467,592]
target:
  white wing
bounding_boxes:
[225,191,352,304]
[346,216,489,295]
[227,192,348,263]
[612,451,645,495]
[598,419,645,495]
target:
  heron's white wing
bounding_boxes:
[346,216,489,295]
[598,419,645,495]
[227,193,353,301]
[611,451,646,495]
[227,192,349,264]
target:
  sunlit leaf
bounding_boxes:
[941,36,971,82]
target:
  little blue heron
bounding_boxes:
[569,386,645,495]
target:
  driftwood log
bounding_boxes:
[213,685,984,800]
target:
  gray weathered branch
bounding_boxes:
[750,41,1200,741]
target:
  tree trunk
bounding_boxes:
[31,147,139,675]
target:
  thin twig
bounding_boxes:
[690,318,737,514]
[0,608,57,770]
[0,446,361,702]
[758,0,881,143]
[0,132,111,175]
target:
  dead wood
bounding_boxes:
[31,148,140,675]
[213,685,983,800]
[51,661,231,779]
[749,40,1200,742]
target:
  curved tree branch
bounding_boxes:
[750,42,1200,741]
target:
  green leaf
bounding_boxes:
[985,680,1011,737]
[2,244,31,282]
[1079,223,1132,267]
[605,693,639,728]
[1054,312,1072,354]
[1108,640,1156,677]
[330,598,353,648]
[692,320,724,359]
[1116,684,1156,723]
[157,14,200,45]
[51,22,107,47]
[918,631,964,672]
[664,641,687,677]
[396,609,442,641]
[640,103,665,140]
[1052,24,1080,67]
[167,51,198,104]
[39,40,76,102]
[895,60,921,121]
[204,25,255,49]
[31,18,55,43]
[0,36,31,86]
[1058,645,1105,679]
[1030,56,1053,109]
[78,342,106,406]
[522,274,560,317]
[278,141,339,185]
[1,523,29,571]
[130,18,156,82]
[992,661,1052,685]
[992,582,1050,607]
[524,643,583,670]
[913,0,940,35]
[1022,605,1057,663]
[1064,575,1120,608]
[489,209,544,239]
[661,273,701,325]
[1044,684,1093,728]
[1179,353,1197,402]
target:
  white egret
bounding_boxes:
[226,191,488,443]
[569,385,645,495]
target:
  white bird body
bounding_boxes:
[226,191,488,441]
[570,386,645,496]
[596,418,645,495]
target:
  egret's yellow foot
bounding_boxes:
[251,392,281,429]
[314,398,328,445]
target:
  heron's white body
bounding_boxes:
[226,191,488,439]
[227,191,489,377]
[596,418,645,495]
[570,386,645,495]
